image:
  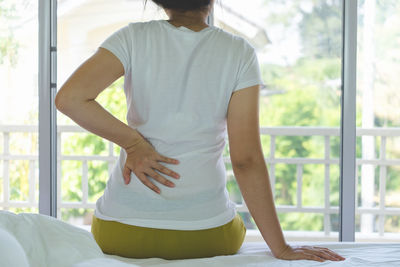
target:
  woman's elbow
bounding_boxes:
[54,91,64,110]
[54,91,70,112]
[54,89,80,112]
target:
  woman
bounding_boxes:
[55,0,345,262]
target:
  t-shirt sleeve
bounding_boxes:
[232,42,263,93]
[99,24,132,74]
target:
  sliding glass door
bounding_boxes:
[355,0,400,241]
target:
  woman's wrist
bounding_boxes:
[272,243,291,258]
[124,137,147,154]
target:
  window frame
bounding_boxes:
[38,0,358,241]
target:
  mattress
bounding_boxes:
[1,211,399,267]
[99,241,400,267]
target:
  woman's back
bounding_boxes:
[94,19,263,230]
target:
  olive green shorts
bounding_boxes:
[91,213,247,260]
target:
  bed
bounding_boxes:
[1,211,399,267]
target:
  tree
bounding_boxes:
[0,0,20,67]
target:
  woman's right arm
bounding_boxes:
[226,84,345,262]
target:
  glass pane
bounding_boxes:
[214,0,342,241]
[0,0,39,213]
[356,0,400,241]
[56,0,166,228]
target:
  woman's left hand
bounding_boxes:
[122,137,181,194]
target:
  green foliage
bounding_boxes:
[96,78,127,124]
[9,160,29,201]
[0,0,20,67]
[8,207,38,214]
[87,161,109,203]
[278,212,324,231]
[299,0,342,59]
[61,160,82,203]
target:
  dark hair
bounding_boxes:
[144,0,211,11]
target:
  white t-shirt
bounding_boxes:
[94,19,263,230]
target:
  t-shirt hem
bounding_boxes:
[233,79,263,93]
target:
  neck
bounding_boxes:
[165,8,209,27]
[168,16,207,26]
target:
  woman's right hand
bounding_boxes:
[274,244,346,262]
[122,137,181,194]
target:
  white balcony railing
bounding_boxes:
[1,125,400,242]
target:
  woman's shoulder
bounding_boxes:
[124,20,253,49]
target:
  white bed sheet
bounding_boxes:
[1,211,400,267]
[98,241,400,267]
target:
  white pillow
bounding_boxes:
[0,227,30,267]
[0,210,104,267]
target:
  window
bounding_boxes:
[0,0,39,214]
[355,0,400,241]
